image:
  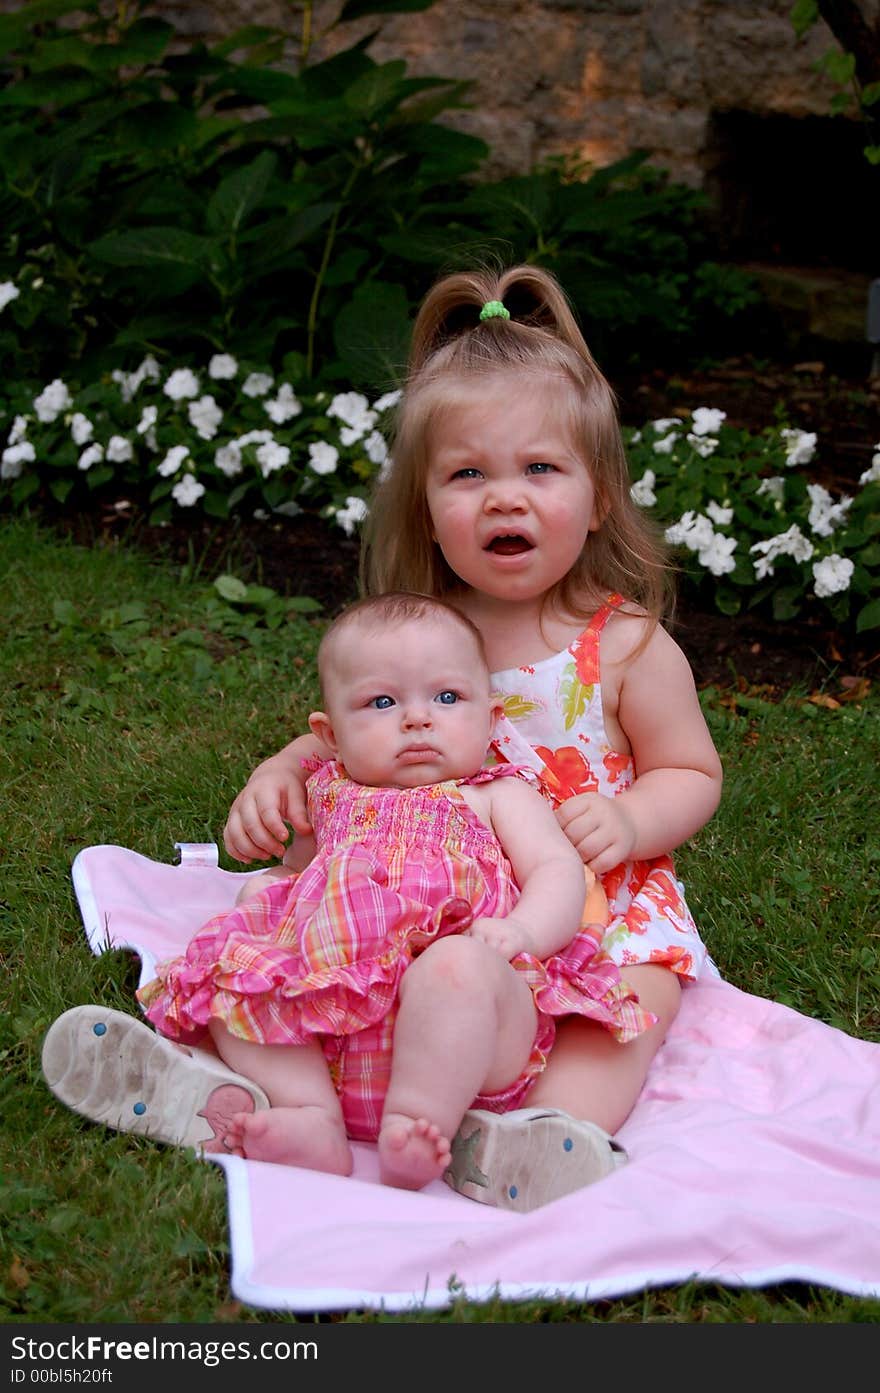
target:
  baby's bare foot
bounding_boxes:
[228,1106,352,1175]
[378,1112,452,1190]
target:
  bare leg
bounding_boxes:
[235,864,293,905]
[209,1024,352,1175]
[379,936,538,1190]
[524,963,681,1132]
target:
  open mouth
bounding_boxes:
[485,534,533,555]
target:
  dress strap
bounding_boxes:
[460,762,539,789]
[585,592,625,638]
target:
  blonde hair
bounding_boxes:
[317,591,490,699]
[361,264,671,627]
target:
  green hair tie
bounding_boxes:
[479,300,510,322]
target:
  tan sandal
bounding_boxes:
[444,1106,627,1212]
[41,1005,269,1155]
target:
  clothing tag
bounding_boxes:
[174,842,219,868]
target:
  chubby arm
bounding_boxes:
[468,778,588,961]
[555,622,723,875]
[223,731,327,863]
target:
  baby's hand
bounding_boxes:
[468,915,536,961]
[223,759,312,864]
[554,792,636,875]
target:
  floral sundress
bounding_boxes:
[489,594,717,982]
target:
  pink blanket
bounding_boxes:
[71,844,880,1312]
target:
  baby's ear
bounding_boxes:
[308,710,337,753]
[488,697,505,729]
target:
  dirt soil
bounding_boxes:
[65,355,880,697]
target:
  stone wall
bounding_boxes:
[144,0,845,186]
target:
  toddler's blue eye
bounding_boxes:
[435,690,459,705]
[527,461,555,474]
[371,695,395,709]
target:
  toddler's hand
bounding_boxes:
[554,792,636,875]
[223,761,312,864]
[468,915,536,961]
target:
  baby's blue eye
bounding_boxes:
[451,467,482,480]
[526,461,555,474]
[370,695,395,709]
[435,690,459,705]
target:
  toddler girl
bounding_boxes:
[224,265,724,1205]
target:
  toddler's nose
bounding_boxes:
[402,704,432,729]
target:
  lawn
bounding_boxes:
[2,515,878,1324]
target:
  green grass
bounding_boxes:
[2,515,879,1324]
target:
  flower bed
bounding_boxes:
[2,348,878,631]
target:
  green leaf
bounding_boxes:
[790,0,819,39]
[286,596,323,614]
[88,227,216,271]
[333,280,411,390]
[865,145,880,165]
[821,48,856,85]
[207,151,278,238]
[855,597,880,632]
[772,585,804,621]
[0,68,105,109]
[344,60,408,117]
[210,26,278,59]
[214,575,249,603]
[860,82,880,107]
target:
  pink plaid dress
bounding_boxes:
[140,760,648,1141]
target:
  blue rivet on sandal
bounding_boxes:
[93,1023,107,1036]
[133,1102,146,1115]
[508,1185,518,1199]
[563,1137,573,1151]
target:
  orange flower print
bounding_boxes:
[649,945,694,976]
[570,628,601,687]
[535,745,599,803]
[602,750,631,784]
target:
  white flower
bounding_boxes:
[136,405,158,435]
[629,429,642,444]
[113,356,160,402]
[364,430,388,466]
[780,428,817,467]
[208,353,238,380]
[256,441,290,477]
[163,368,200,401]
[372,389,402,413]
[630,469,657,508]
[242,372,273,398]
[756,476,786,507]
[686,432,719,458]
[308,441,339,476]
[0,281,20,312]
[1,440,35,478]
[665,511,715,551]
[706,499,733,526]
[77,442,104,472]
[9,415,29,445]
[807,482,852,538]
[812,554,854,598]
[750,524,814,579]
[653,432,678,456]
[106,435,134,463]
[264,383,302,424]
[238,429,274,448]
[335,495,369,536]
[157,444,189,477]
[697,532,737,577]
[650,418,682,434]
[171,473,206,508]
[328,391,376,443]
[690,407,726,436]
[188,394,223,441]
[34,379,72,423]
[214,443,243,477]
[859,449,880,485]
[70,413,94,446]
